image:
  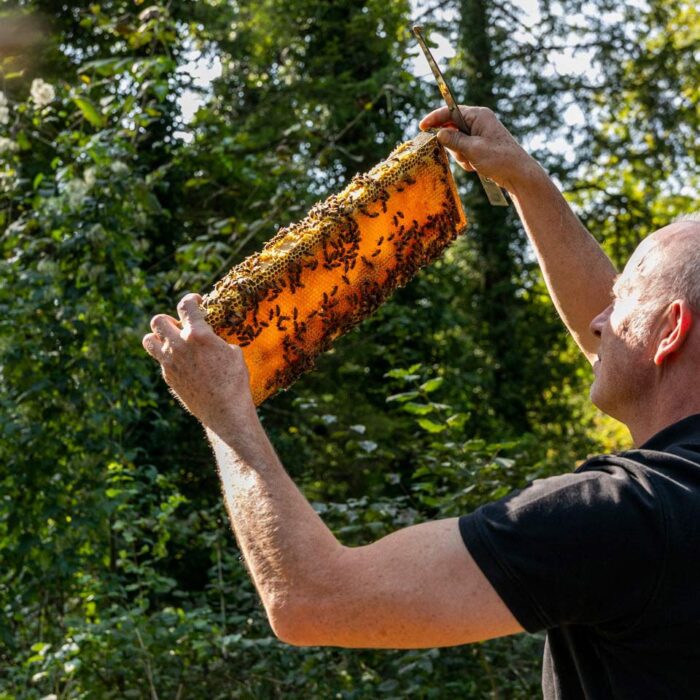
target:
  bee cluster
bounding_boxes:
[202,132,467,405]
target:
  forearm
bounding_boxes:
[509,160,617,361]
[206,413,343,635]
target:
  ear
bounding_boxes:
[654,299,694,366]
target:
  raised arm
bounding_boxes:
[142,295,522,648]
[420,106,617,363]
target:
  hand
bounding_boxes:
[142,293,256,438]
[419,106,539,192]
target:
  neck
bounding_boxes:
[625,365,700,446]
[628,408,696,447]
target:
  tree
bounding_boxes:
[0,0,697,696]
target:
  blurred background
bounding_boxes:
[0,0,697,697]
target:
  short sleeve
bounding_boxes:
[458,463,666,632]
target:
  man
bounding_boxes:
[142,106,700,698]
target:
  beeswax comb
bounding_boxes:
[202,131,467,405]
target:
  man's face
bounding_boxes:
[588,238,662,420]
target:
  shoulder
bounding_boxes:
[459,458,667,629]
[487,456,661,521]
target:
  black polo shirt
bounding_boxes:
[459,414,700,699]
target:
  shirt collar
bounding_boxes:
[639,413,700,451]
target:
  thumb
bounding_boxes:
[437,127,472,156]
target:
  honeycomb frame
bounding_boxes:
[202,131,467,404]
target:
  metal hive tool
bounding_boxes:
[202,131,468,405]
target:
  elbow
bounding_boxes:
[266,595,302,645]
[265,546,351,647]
[267,596,325,647]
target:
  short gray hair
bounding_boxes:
[671,211,700,226]
[626,214,700,341]
[641,214,700,311]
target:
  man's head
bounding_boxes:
[589,215,700,429]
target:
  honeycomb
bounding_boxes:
[201,131,467,405]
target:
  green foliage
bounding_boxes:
[0,0,696,697]
[567,0,699,267]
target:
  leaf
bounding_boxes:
[491,485,511,499]
[73,96,106,127]
[134,183,163,214]
[494,457,516,469]
[417,418,446,433]
[384,363,422,379]
[446,412,468,428]
[184,177,210,189]
[419,377,444,393]
[16,132,31,150]
[401,402,434,415]
[386,391,419,403]
[79,57,131,76]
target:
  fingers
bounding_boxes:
[145,314,181,366]
[142,332,166,362]
[421,105,498,137]
[436,128,476,171]
[420,106,452,130]
[437,127,470,153]
[143,294,213,367]
[420,105,480,131]
[150,314,181,342]
[177,293,211,338]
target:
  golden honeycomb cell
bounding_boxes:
[201,131,467,405]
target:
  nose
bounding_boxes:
[590,304,612,339]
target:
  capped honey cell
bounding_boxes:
[201,132,467,405]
